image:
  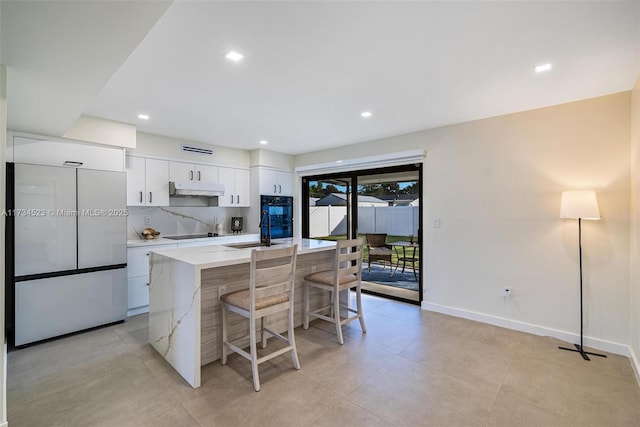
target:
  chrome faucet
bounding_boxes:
[259,209,271,246]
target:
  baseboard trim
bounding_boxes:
[127,306,149,317]
[630,346,640,386]
[421,301,629,356]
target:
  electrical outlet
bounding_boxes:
[144,216,151,225]
[503,286,512,299]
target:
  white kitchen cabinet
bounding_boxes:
[12,136,124,172]
[169,161,219,184]
[218,167,250,207]
[258,168,293,196]
[126,243,177,315]
[125,156,169,206]
[127,276,150,314]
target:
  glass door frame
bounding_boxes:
[301,163,423,304]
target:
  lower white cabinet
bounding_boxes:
[127,244,176,316]
[127,276,150,315]
[126,236,260,316]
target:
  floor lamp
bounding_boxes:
[559,190,606,361]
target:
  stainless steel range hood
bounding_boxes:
[169,181,225,197]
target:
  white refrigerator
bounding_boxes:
[11,163,127,346]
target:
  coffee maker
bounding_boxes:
[231,217,243,234]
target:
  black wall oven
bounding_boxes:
[260,195,293,239]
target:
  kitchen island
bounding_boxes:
[148,238,336,388]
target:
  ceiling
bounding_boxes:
[2,1,639,155]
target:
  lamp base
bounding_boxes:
[558,344,607,361]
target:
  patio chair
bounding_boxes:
[365,233,393,274]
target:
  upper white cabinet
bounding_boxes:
[169,161,219,184]
[12,136,124,172]
[125,156,169,206]
[258,168,293,196]
[218,167,250,207]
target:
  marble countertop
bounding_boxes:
[150,237,336,269]
[127,233,259,247]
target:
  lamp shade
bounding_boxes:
[560,190,600,220]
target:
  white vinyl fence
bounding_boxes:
[309,206,419,238]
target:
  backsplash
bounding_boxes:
[127,206,249,240]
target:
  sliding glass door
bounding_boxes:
[302,164,423,304]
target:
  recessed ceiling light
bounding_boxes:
[535,63,552,73]
[336,160,343,163]
[259,140,268,145]
[137,114,149,120]
[361,111,372,118]
[225,51,244,62]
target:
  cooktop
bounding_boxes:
[164,234,217,240]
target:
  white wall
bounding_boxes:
[631,75,640,378]
[0,64,9,427]
[133,131,250,167]
[249,149,294,170]
[296,92,632,353]
[63,115,136,148]
[630,1,640,380]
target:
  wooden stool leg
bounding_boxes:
[221,304,228,365]
[303,283,310,329]
[288,306,300,369]
[249,315,260,392]
[334,289,344,345]
[261,317,267,349]
[356,287,367,333]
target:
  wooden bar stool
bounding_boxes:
[303,238,366,345]
[220,244,299,391]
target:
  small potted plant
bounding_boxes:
[409,234,415,244]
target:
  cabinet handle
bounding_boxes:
[139,191,143,203]
[273,184,277,193]
[230,195,234,204]
[278,185,282,194]
[189,170,193,181]
[237,195,240,204]
[146,283,149,287]
[149,192,153,203]
[197,171,201,181]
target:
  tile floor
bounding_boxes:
[7,294,640,426]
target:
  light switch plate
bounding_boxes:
[434,218,441,228]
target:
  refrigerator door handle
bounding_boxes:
[63,161,83,167]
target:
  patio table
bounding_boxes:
[391,241,419,280]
